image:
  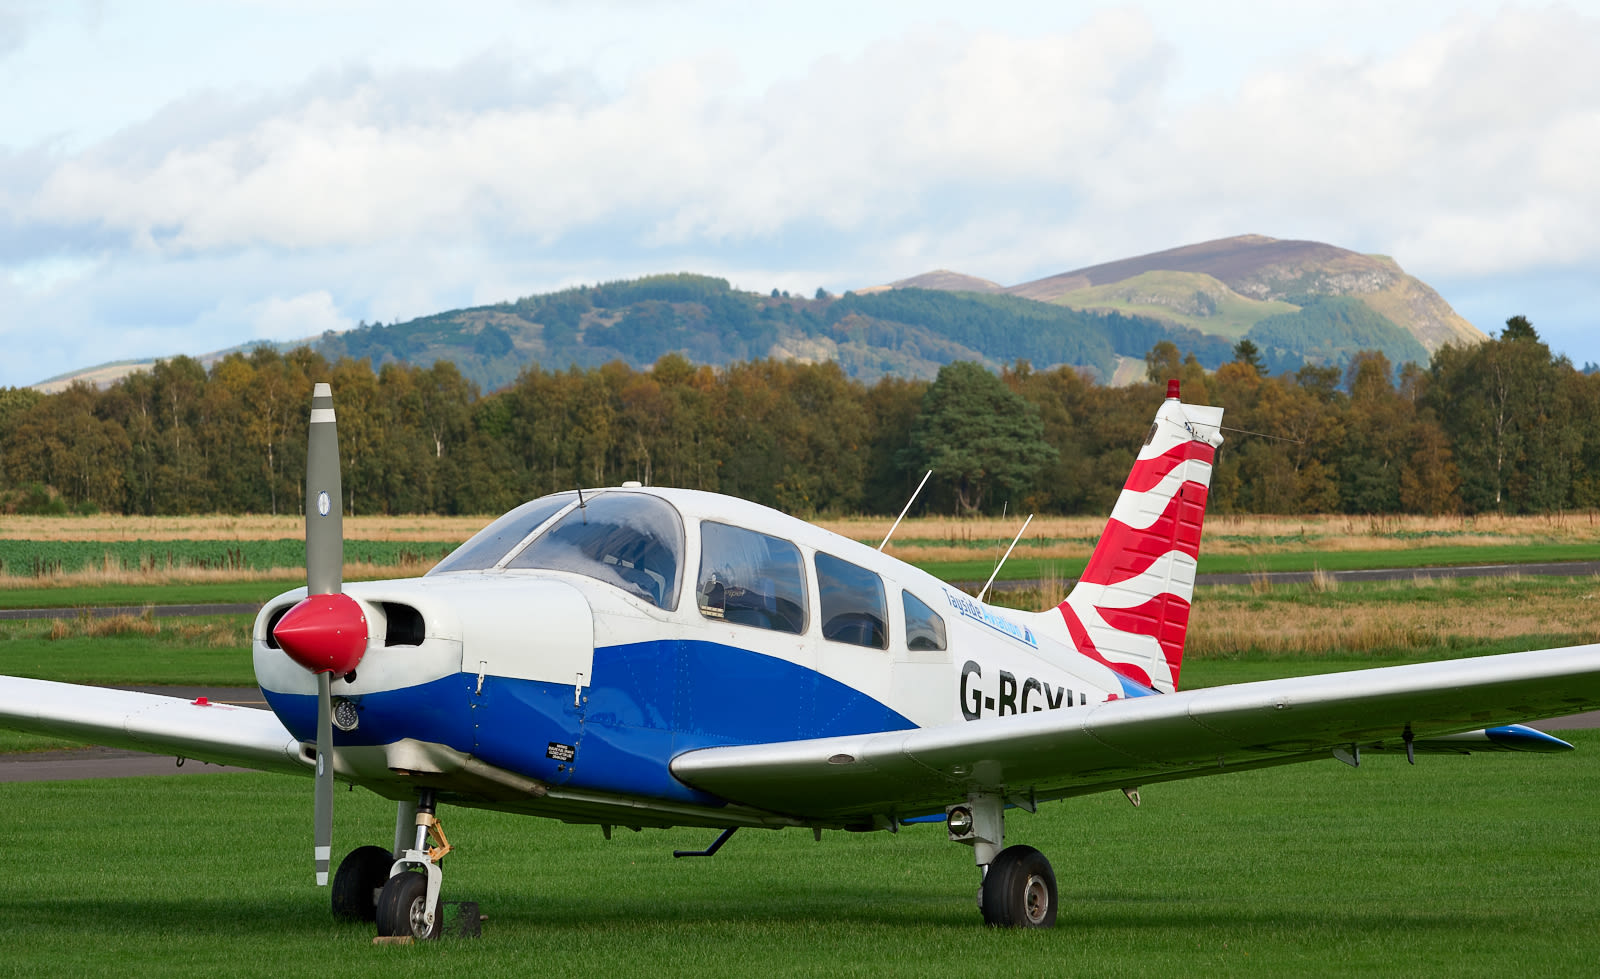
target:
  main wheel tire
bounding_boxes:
[331,845,394,922]
[979,845,1057,928]
[376,871,443,940]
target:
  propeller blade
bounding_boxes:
[314,671,334,886]
[296,382,363,888]
[306,381,343,598]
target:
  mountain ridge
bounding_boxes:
[963,234,1481,353]
[29,235,1485,393]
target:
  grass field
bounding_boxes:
[3,737,1597,977]
[4,563,1600,972]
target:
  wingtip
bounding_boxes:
[1484,724,1574,753]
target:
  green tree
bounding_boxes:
[1502,314,1538,342]
[901,362,1056,515]
[1232,338,1266,376]
[1427,318,1578,512]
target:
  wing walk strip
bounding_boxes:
[671,645,1600,821]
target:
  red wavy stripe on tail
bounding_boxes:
[1080,482,1210,587]
[1096,593,1192,689]
[1059,603,1156,689]
[1124,440,1217,494]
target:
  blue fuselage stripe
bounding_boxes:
[264,639,915,804]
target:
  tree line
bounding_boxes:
[2,317,1595,519]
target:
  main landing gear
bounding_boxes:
[947,792,1058,928]
[332,789,453,940]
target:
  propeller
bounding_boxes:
[271,382,369,885]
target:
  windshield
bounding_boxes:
[427,493,578,574]
[506,493,684,609]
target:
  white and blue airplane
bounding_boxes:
[3,380,1599,936]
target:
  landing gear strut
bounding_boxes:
[376,788,453,940]
[947,791,1058,928]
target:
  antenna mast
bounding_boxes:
[977,513,1033,603]
[878,470,933,552]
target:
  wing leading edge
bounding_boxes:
[0,676,309,777]
[671,644,1600,822]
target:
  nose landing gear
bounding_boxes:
[375,788,453,940]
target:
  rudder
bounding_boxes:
[1049,381,1223,694]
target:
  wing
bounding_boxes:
[671,645,1600,822]
[0,676,309,777]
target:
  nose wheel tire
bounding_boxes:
[331,845,396,922]
[376,871,442,940]
[979,845,1057,928]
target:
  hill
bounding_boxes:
[309,238,1480,391]
[312,274,1234,391]
[859,269,1004,294]
[998,234,1484,362]
[30,236,1483,394]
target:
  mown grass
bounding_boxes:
[4,737,1598,977]
[5,569,1600,973]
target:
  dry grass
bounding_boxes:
[42,609,248,647]
[881,542,1096,564]
[987,573,1600,662]
[1186,576,1600,658]
[839,511,1600,564]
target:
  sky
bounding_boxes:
[2,0,1597,388]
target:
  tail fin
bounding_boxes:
[1048,381,1223,694]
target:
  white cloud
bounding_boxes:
[244,290,352,343]
[4,3,1600,386]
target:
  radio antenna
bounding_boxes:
[977,513,1033,603]
[879,470,933,551]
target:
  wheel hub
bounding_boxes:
[408,895,431,937]
[1023,874,1050,925]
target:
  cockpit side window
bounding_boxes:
[506,494,685,610]
[815,552,887,649]
[428,493,577,574]
[902,590,947,651]
[697,522,806,635]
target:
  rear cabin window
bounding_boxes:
[815,553,887,649]
[428,493,577,574]
[506,493,684,610]
[902,590,947,651]
[697,522,807,634]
